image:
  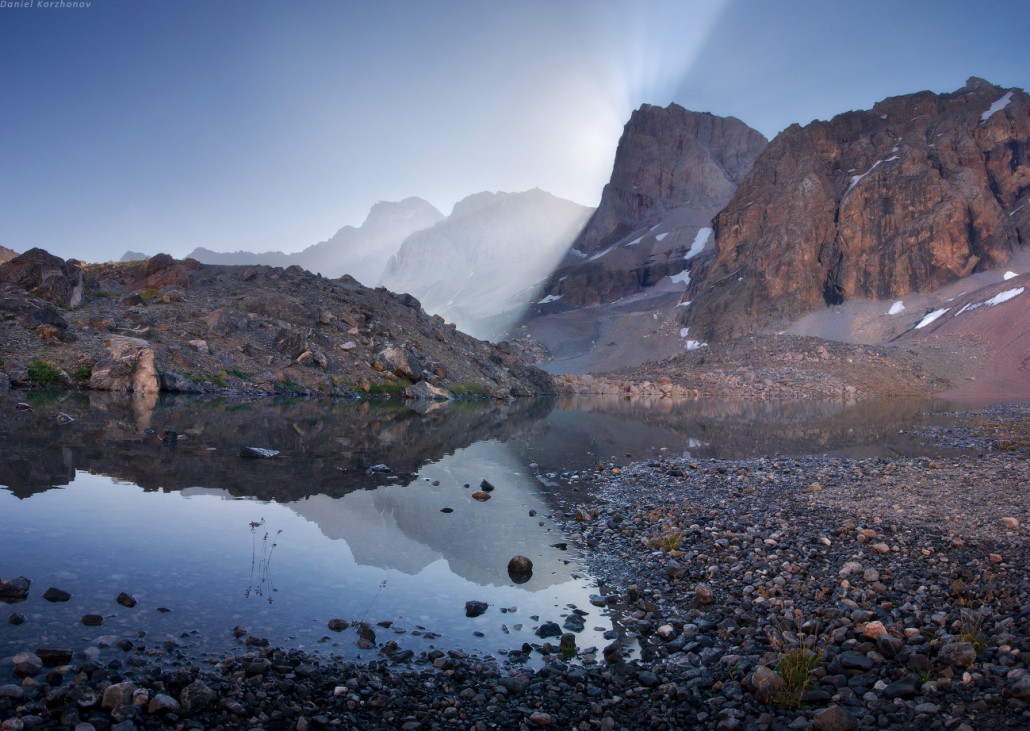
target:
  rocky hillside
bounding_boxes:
[185,197,444,284]
[685,77,1030,341]
[0,249,554,400]
[0,245,17,264]
[380,189,593,340]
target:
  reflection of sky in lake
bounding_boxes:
[0,441,612,676]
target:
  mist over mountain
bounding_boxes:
[184,197,444,284]
[381,189,594,340]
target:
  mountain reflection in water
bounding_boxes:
[0,391,966,670]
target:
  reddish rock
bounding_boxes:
[687,78,1029,340]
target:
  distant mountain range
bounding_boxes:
[381,189,592,340]
[184,196,444,284]
[172,189,592,341]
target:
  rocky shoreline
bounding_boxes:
[2,405,1029,729]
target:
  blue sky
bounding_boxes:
[2,0,1028,262]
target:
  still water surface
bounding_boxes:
[0,392,966,676]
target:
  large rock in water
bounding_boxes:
[0,248,89,309]
[686,78,1030,341]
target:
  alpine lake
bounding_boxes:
[0,390,974,680]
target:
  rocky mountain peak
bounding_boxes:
[569,103,768,257]
[684,79,1029,341]
[361,196,443,230]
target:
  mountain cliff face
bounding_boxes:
[511,105,766,373]
[186,197,444,284]
[533,104,768,308]
[686,78,1030,341]
[380,189,593,340]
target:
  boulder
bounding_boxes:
[101,682,136,711]
[42,586,71,602]
[178,680,217,713]
[0,576,30,601]
[0,248,88,308]
[403,380,452,400]
[747,665,785,703]
[90,336,160,394]
[937,641,978,668]
[375,346,423,381]
[159,370,203,394]
[507,556,533,583]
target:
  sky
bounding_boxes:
[2,0,1029,262]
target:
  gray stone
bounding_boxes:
[839,651,874,671]
[179,680,217,713]
[937,641,977,668]
[812,705,858,731]
[404,380,452,400]
[0,576,30,601]
[0,685,25,699]
[42,586,70,602]
[747,665,785,703]
[883,676,920,699]
[101,682,136,711]
[12,652,42,677]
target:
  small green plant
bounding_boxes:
[959,609,988,653]
[647,527,684,552]
[27,359,63,386]
[71,364,93,382]
[139,287,163,303]
[642,501,692,552]
[773,646,821,708]
[212,370,229,388]
[93,289,117,298]
[449,380,490,398]
[366,379,410,396]
[767,614,824,709]
[226,367,251,380]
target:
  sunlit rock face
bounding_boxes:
[512,105,766,373]
[686,78,1030,341]
[380,189,593,340]
[187,197,444,285]
[532,104,768,308]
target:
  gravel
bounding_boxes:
[2,405,1028,729]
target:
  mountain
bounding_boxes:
[0,248,554,399]
[684,77,1030,341]
[380,189,593,340]
[0,245,17,264]
[512,105,767,372]
[184,197,444,284]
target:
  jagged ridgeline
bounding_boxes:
[684,77,1029,341]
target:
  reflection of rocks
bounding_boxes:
[288,441,573,590]
[0,392,554,500]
